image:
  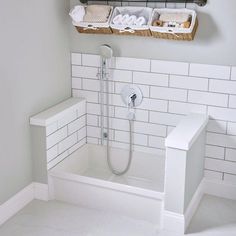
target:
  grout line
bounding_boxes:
[46,125,86,151]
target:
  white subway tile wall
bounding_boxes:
[71,53,236,185]
[46,100,86,169]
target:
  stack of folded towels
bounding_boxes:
[112,14,147,26]
[70,5,111,23]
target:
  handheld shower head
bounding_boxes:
[100,45,113,59]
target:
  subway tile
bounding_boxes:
[72,90,99,103]
[87,114,98,126]
[110,94,124,107]
[72,77,82,90]
[87,126,101,138]
[189,64,230,80]
[46,122,58,136]
[206,132,226,147]
[110,141,129,150]
[205,145,225,159]
[148,136,165,149]
[206,132,236,149]
[87,137,99,145]
[134,121,167,137]
[188,91,228,107]
[168,101,207,115]
[114,130,128,143]
[47,151,69,170]
[47,127,67,149]
[58,110,77,129]
[207,120,227,134]
[83,78,100,92]
[58,133,77,154]
[204,170,223,181]
[133,72,168,87]
[150,87,187,102]
[68,138,86,155]
[133,133,148,146]
[170,75,208,91]
[229,95,236,108]
[72,65,98,79]
[151,60,188,75]
[104,105,115,117]
[133,145,165,156]
[87,103,100,115]
[225,148,236,162]
[76,100,86,118]
[96,106,115,121]
[231,67,236,80]
[71,53,81,65]
[77,127,86,141]
[209,79,236,94]
[110,69,132,83]
[110,118,129,131]
[150,111,183,126]
[208,107,236,122]
[47,145,58,162]
[101,81,114,93]
[224,135,236,149]
[114,131,129,144]
[114,107,148,122]
[227,122,236,136]
[224,174,236,184]
[82,54,100,67]
[205,158,236,175]
[115,57,150,72]
[139,98,168,112]
[114,130,148,146]
[68,115,86,135]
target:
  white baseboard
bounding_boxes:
[163,179,204,234]
[184,179,205,231]
[203,178,236,201]
[33,182,49,201]
[163,178,236,234]
[162,210,185,233]
[0,183,34,226]
[0,182,49,226]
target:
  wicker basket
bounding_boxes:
[72,6,113,35]
[150,8,198,41]
[110,7,152,37]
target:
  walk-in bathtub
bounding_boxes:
[49,144,165,224]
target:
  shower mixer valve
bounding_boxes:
[121,85,143,109]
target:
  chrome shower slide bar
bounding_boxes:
[80,0,207,7]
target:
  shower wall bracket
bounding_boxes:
[80,0,207,7]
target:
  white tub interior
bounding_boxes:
[50,144,165,193]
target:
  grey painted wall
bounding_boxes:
[70,0,236,66]
[0,0,71,204]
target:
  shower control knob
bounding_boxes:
[121,85,143,108]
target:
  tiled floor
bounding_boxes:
[0,195,236,236]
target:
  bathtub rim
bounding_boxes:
[49,169,164,200]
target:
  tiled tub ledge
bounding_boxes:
[30,97,86,183]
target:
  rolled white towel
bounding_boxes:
[135,16,146,26]
[126,15,137,25]
[69,6,85,23]
[113,14,123,25]
[121,14,130,25]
